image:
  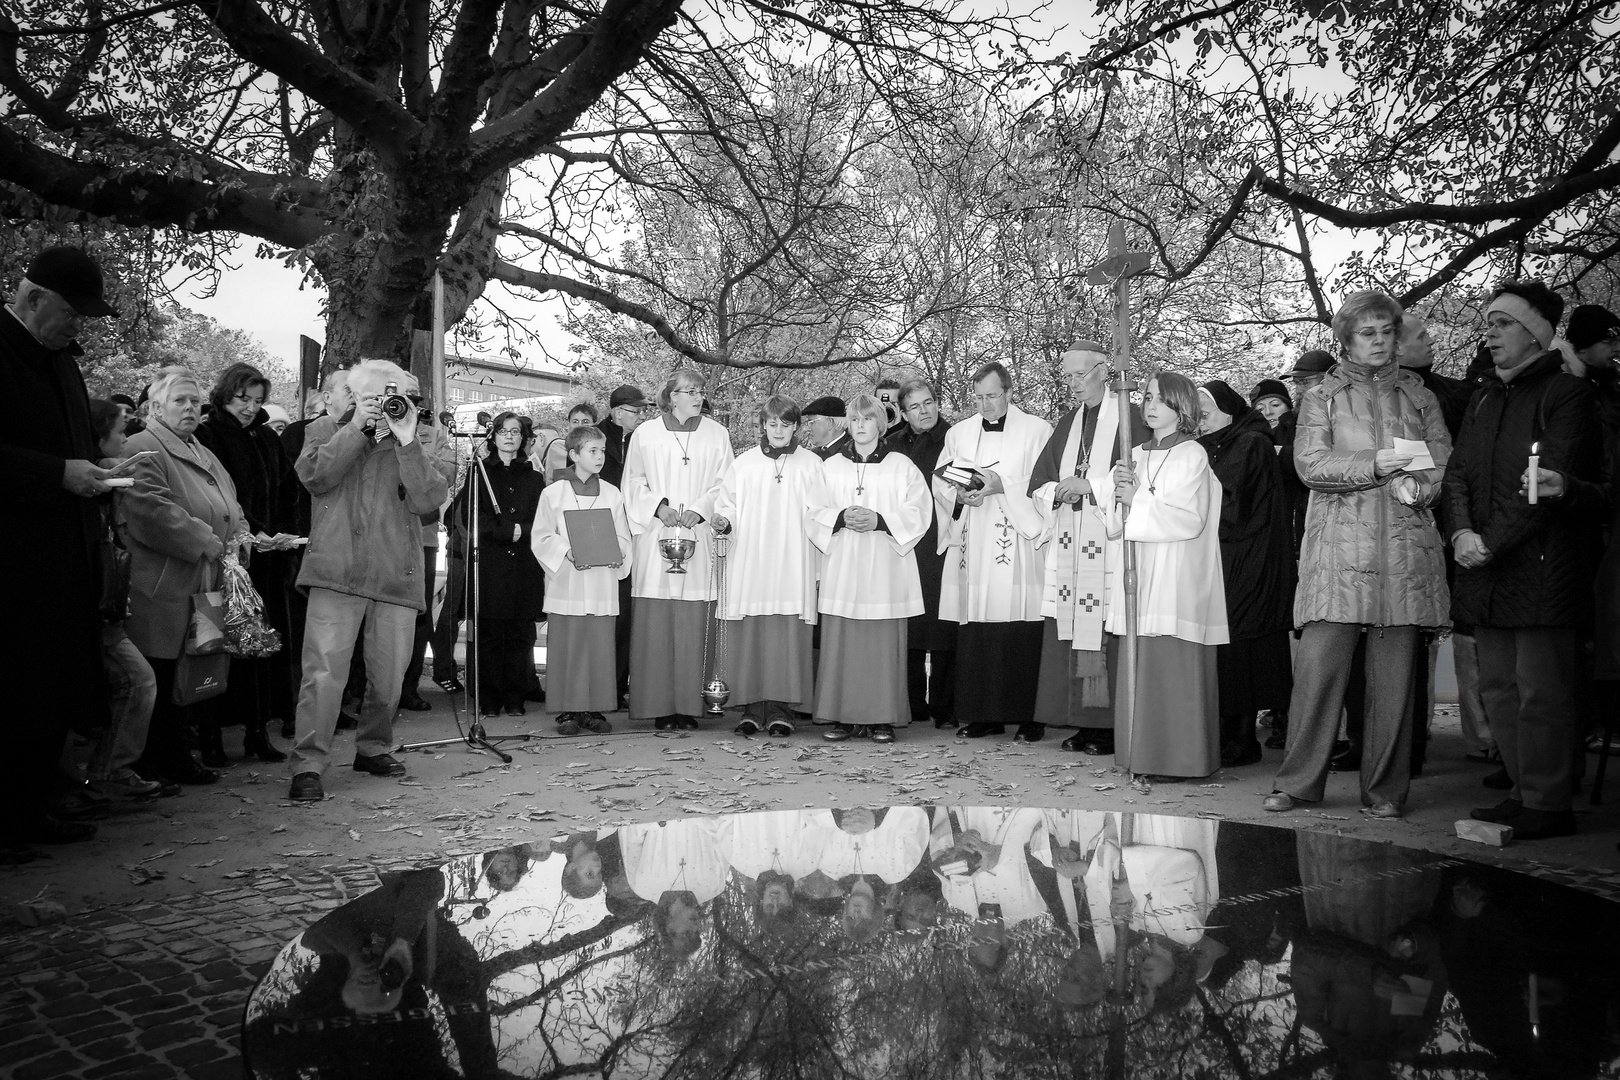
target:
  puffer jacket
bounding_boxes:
[1448,351,1599,630]
[1293,359,1452,628]
[295,410,455,612]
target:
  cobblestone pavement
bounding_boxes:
[6,700,1620,1079]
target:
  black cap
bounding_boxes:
[609,384,647,409]
[801,395,846,418]
[1288,349,1334,378]
[109,392,137,409]
[25,246,118,318]
[1249,378,1292,408]
[1566,305,1620,350]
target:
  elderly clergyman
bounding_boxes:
[935,361,1054,743]
[1,246,122,857]
[1028,342,1149,756]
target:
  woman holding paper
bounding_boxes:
[714,395,829,737]
[1264,290,1451,820]
[468,412,546,718]
[809,395,933,743]
[532,426,632,734]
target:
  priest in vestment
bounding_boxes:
[714,395,829,736]
[621,369,736,729]
[1029,344,1150,755]
[935,362,1053,742]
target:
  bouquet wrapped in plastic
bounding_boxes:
[221,552,282,658]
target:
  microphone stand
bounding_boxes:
[398,412,539,763]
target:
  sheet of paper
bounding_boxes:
[1393,437,1436,472]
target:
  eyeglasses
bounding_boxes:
[904,399,935,411]
[671,389,704,398]
[973,391,1007,404]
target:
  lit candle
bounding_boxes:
[1528,442,1540,505]
[1529,972,1540,1038]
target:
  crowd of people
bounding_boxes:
[9,240,1620,865]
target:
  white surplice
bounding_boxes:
[931,805,1051,926]
[715,445,828,622]
[806,805,929,884]
[935,405,1053,624]
[622,416,736,602]
[1100,439,1230,645]
[808,450,932,621]
[620,817,729,904]
[531,478,632,616]
[715,809,829,882]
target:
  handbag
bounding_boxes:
[173,650,229,705]
[184,589,229,656]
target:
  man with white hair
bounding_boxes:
[287,359,455,801]
[1028,343,1149,755]
[1,246,122,859]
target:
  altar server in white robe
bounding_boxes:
[715,809,829,895]
[1029,344,1150,756]
[807,806,930,884]
[531,425,632,735]
[935,362,1054,744]
[622,369,736,729]
[621,815,729,960]
[713,395,829,738]
[807,395,933,743]
[1101,371,1229,779]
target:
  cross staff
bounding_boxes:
[1086,222,1150,775]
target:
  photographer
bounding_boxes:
[286,360,454,802]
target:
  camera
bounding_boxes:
[378,954,407,992]
[381,382,413,423]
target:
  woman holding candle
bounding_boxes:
[1264,290,1451,820]
[1450,281,1600,839]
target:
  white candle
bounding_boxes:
[1528,442,1540,505]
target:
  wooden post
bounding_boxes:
[297,335,321,420]
[1086,222,1150,774]
[432,271,446,421]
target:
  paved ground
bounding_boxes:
[6,690,1620,1078]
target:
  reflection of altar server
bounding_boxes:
[1081,813,1221,1011]
[621,370,736,728]
[807,806,929,883]
[714,397,829,736]
[716,809,828,883]
[930,805,1052,927]
[620,817,730,904]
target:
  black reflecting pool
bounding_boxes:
[242,808,1620,1078]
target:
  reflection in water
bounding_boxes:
[244,807,1620,1078]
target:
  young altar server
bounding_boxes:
[1102,371,1229,779]
[531,426,632,735]
[713,395,829,737]
[808,394,933,743]
[621,370,736,729]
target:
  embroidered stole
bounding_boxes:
[1052,397,1120,703]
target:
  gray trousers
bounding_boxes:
[1452,633,1494,755]
[1476,627,1581,812]
[88,627,156,780]
[291,587,415,776]
[1274,621,1416,806]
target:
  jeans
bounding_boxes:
[89,627,156,780]
[430,556,467,680]
[402,547,435,692]
[290,588,415,776]
[1452,633,1494,754]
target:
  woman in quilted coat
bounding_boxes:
[1264,290,1451,819]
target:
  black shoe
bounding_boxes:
[352,753,407,777]
[23,814,97,844]
[581,713,613,734]
[557,715,583,736]
[871,725,895,744]
[280,719,296,739]
[1512,807,1577,840]
[1329,742,1361,772]
[524,686,547,703]
[504,704,526,716]
[1264,727,1287,750]
[398,691,432,712]
[336,712,359,731]
[435,675,465,694]
[956,723,1005,740]
[289,772,324,802]
[165,755,219,785]
[50,791,111,822]
[933,716,958,730]
[1013,723,1045,744]
[675,715,700,730]
[654,716,676,731]
[1220,741,1263,768]
[1470,798,1523,823]
[823,724,854,742]
[1482,766,1513,790]
[735,717,763,736]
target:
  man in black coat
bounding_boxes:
[1454,282,1601,840]
[597,383,648,706]
[886,378,956,728]
[0,247,122,858]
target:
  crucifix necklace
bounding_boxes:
[673,430,693,465]
[854,461,869,497]
[772,455,788,484]
[1145,446,1173,494]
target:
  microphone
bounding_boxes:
[439,411,455,427]
[476,411,493,427]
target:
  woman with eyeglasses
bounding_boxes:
[621,370,736,729]
[195,362,299,765]
[464,411,546,717]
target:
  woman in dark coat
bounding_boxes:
[462,411,545,716]
[195,362,298,764]
[1199,381,1298,767]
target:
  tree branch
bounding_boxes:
[0,0,189,37]
[1083,0,1250,72]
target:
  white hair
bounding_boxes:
[148,367,201,408]
[347,359,410,397]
